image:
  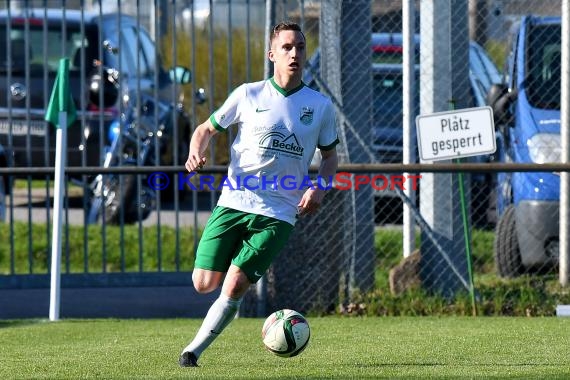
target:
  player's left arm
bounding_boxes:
[297,147,338,216]
[316,148,338,185]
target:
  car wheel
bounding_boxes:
[494,204,523,278]
[102,171,154,224]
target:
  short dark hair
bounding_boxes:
[270,21,305,45]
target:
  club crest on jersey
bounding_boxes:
[300,107,314,125]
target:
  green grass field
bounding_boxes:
[2,317,570,379]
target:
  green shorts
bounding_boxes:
[194,206,294,283]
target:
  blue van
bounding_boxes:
[488,16,561,277]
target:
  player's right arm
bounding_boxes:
[187,83,244,172]
[185,119,218,172]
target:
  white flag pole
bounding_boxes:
[49,111,67,321]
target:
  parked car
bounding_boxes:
[0,9,203,223]
[304,33,501,225]
[487,16,561,277]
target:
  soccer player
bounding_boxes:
[179,21,339,367]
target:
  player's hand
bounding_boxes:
[185,152,206,173]
[297,187,326,216]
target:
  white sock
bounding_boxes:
[182,293,242,359]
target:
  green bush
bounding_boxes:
[485,38,508,71]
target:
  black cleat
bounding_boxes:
[179,351,199,367]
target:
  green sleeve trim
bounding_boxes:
[318,138,340,151]
[209,114,226,132]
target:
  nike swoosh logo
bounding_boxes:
[254,271,264,277]
[255,108,270,113]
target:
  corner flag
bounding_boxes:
[47,58,77,321]
[45,58,76,128]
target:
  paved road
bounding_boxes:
[6,188,214,227]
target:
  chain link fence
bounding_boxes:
[257,0,567,315]
[0,0,567,317]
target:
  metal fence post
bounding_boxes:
[255,0,276,318]
[560,0,570,287]
[402,0,416,258]
[321,0,375,296]
[419,0,470,296]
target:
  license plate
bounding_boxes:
[0,119,47,136]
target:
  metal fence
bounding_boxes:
[0,0,568,317]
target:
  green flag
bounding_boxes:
[45,58,77,128]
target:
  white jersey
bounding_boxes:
[210,78,339,225]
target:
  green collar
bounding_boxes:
[269,77,304,97]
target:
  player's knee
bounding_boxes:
[222,271,251,299]
[193,283,216,294]
[192,271,221,293]
[192,278,215,294]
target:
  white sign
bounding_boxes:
[415,106,496,162]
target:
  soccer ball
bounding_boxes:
[261,309,310,357]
